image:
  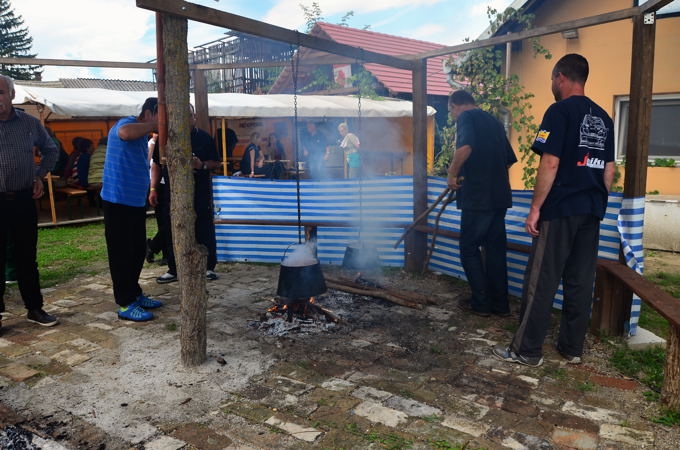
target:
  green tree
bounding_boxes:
[0,0,41,80]
[433,7,551,188]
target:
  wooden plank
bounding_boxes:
[598,259,680,327]
[136,0,414,71]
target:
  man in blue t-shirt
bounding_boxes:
[101,97,164,322]
[494,54,616,367]
[447,90,517,318]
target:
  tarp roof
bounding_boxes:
[13,85,436,119]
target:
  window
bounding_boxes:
[615,94,680,162]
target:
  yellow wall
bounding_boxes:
[507,0,680,194]
[46,119,115,154]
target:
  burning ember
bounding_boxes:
[255,294,341,337]
[267,296,339,323]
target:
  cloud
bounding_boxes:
[14,0,157,80]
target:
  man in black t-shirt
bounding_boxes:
[447,90,517,318]
[151,105,221,284]
[493,54,615,367]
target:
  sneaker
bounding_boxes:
[137,294,163,309]
[457,299,491,317]
[492,344,543,367]
[206,270,219,281]
[118,302,153,322]
[555,343,582,364]
[156,272,178,284]
[26,308,59,327]
[145,239,155,263]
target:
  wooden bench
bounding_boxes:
[413,223,680,408]
[54,186,88,219]
[594,259,680,409]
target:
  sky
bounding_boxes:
[12,0,517,82]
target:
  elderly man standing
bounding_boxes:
[0,74,59,330]
[101,97,163,322]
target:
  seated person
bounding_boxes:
[70,137,94,188]
[240,131,281,179]
[87,136,107,188]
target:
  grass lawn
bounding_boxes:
[36,218,158,288]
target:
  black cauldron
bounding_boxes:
[342,241,381,270]
[276,244,327,299]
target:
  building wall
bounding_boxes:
[506,0,680,194]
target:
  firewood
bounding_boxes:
[325,279,423,309]
[326,276,435,304]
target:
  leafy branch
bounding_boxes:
[433,7,551,188]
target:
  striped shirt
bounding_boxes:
[0,108,58,192]
[100,116,150,207]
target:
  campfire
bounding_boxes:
[267,296,340,323]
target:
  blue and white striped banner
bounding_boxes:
[618,196,646,335]
[212,176,638,332]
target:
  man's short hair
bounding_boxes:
[140,97,158,117]
[553,53,589,84]
[449,90,476,106]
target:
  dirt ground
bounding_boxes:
[1,252,679,449]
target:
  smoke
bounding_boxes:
[281,243,318,267]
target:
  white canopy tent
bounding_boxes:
[13,85,436,119]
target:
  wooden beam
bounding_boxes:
[410,7,641,60]
[408,0,674,60]
[0,57,155,69]
[639,0,677,12]
[136,0,414,71]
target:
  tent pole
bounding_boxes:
[221,118,227,175]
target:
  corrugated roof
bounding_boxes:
[16,78,156,91]
[270,22,452,97]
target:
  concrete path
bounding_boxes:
[0,262,676,449]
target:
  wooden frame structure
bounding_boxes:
[3,0,678,391]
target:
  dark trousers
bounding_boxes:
[459,208,510,314]
[0,191,44,313]
[166,197,217,275]
[149,183,170,259]
[512,214,600,358]
[103,200,147,307]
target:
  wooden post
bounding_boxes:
[192,69,210,132]
[662,326,680,410]
[161,13,208,367]
[405,58,428,272]
[592,12,655,335]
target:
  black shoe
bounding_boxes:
[27,309,59,327]
[492,309,513,318]
[145,239,155,263]
[457,299,491,317]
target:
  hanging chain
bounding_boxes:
[291,38,303,244]
[356,53,364,241]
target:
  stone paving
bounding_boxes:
[0,262,675,449]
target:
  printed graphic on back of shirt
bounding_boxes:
[579,113,607,150]
[577,112,608,169]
